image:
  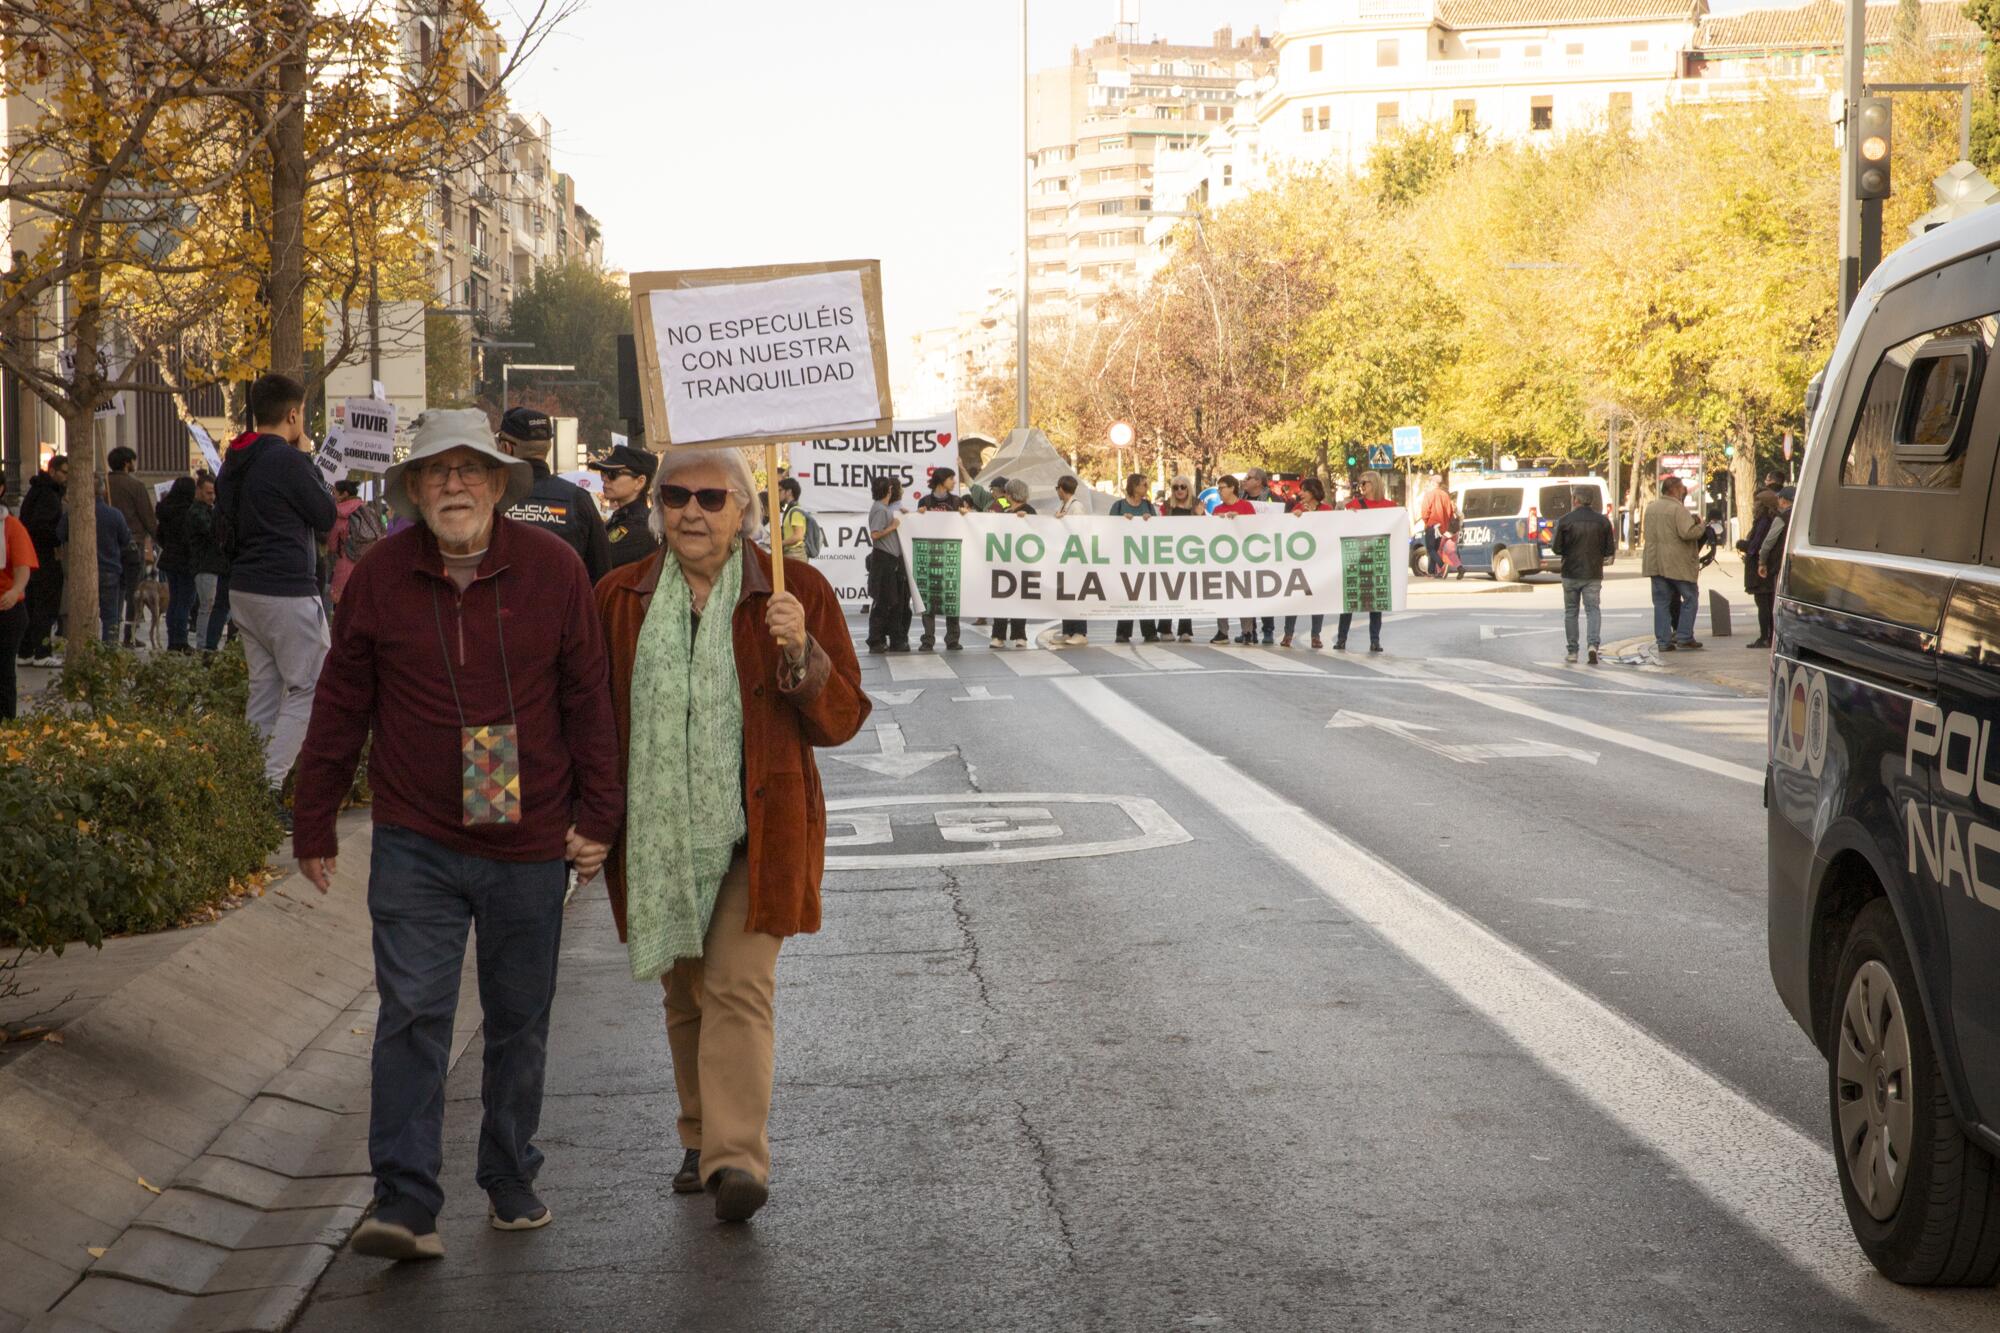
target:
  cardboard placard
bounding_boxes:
[340,396,397,473]
[788,413,958,515]
[629,260,893,450]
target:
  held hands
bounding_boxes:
[566,825,609,884]
[299,857,335,894]
[766,590,808,666]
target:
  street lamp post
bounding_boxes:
[1017,0,1030,432]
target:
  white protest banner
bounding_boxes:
[558,469,603,497]
[340,396,397,473]
[817,511,878,608]
[899,511,1408,621]
[789,413,957,514]
[629,260,891,449]
[188,422,222,475]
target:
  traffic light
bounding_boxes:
[1345,452,1358,468]
[1854,96,1893,201]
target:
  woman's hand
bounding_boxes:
[767,590,809,664]
[566,826,609,884]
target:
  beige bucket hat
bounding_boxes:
[382,408,534,521]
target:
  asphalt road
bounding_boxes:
[296,570,2000,1332]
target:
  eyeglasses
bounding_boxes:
[418,461,497,486]
[661,485,736,512]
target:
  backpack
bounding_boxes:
[789,504,827,558]
[342,502,385,562]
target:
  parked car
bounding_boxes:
[1767,202,2000,1285]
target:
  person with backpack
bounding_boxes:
[328,480,381,606]
[155,475,199,651]
[588,444,661,572]
[776,476,815,563]
[215,372,338,830]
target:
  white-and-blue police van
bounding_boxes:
[1440,473,1614,582]
[1769,202,2000,1285]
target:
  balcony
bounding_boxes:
[469,247,492,273]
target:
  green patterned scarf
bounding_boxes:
[623,547,746,980]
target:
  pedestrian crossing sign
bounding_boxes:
[1367,444,1393,471]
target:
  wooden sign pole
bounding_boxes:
[766,442,785,598]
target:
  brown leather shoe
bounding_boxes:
[708,1167,769,1223]
[673,1149,703,1195]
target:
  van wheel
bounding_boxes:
[1829,898,2000,1285]
[1491,547,1519,583]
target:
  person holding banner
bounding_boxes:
[593,446,868,1224]
[864,476,912,654]
[1055,476,1089,646]
[1210,476,1258,645]
[1281,478,1330,649]
[1335,472,1395,653]
[915,468,961,652]
[1109,474,1165,645]
[992,480,1035,648]
[1161,477,1200,643]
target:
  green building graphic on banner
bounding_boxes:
[1341,534,1392,613]
[911,538,963,618]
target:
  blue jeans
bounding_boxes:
[1651,576,1698,645]
[1336,611,1382,646]
[200,573,230,650]
[165,569,198,650]
[1282,614,1324,638]
[1562,577,1602,651]
[96,571,123,644]
[367,824,568,1218]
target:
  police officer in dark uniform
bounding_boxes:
[495,406,611,582]
[587,443,660,571]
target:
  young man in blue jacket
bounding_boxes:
[215,373,337,830]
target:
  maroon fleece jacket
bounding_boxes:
[291,515,623,862]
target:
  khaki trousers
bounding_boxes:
[661,855,783,1185]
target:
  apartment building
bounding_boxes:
[1681,0,1981,104]
[1027,27,1276,318]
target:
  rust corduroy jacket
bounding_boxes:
[594,542,869,941]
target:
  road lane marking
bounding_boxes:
[823,792,1190,869]
[1434,656,1552,685]
[1207,644,1322,673]
[995,648,1080,677]
[952,685,1011,703]
[1326,709,1599,765]
[1134,644,1202,671]
[1425,682,1762,785]
[867,688,924,707]
[886,654,959,681]
[1057,675,1992,1327]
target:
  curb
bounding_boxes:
[1603,635,1771,700]
[0,822,478,1333]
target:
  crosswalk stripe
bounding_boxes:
[1208,644,1322,674]
[1435,657,1551,685]
[1134,644,1202,672]
[885,654,959,681]
[994,647,1080,676]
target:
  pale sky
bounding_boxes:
[501,0,1285,365]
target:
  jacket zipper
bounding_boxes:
[455,589,466,666]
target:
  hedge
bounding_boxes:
[1,642,281,951]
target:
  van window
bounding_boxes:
[1461,487,1523,520]
[1840,320,1991,492]
[1538,484,1582,519]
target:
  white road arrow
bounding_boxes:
[867,688,924,707]
[951,685,1012,703]
[828,722,953,779]
[1326,710,1597,766]
[1480,624,1563,641]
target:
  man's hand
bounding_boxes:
[0,589,21,613]
[299,857,335,894]
[1759,562,1768,579]
[566,825,609,884]
[766,590,808,665]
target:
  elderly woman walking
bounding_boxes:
[595,447,869,1224]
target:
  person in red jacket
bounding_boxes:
[1337,471,1397,652]
[291,408,623,1262]
[1416,474,1458,580]
[1209,475,1259,644]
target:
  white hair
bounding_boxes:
[648,447,762,543]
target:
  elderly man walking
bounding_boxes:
[292,409,624,1261]
[1642,475,1705,652]
[595,446,868,1223]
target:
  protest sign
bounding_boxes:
[899,511,1407,621]
[629,260,891,449]
[340,396,397,473]
[818,512,878,608]
[188,422,222,475]
[789,413,957,514]
[315,430,346,486]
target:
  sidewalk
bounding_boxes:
[0,817,478,1333]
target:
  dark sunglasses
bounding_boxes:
[661,485,735,512]
[597,467,634,481]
